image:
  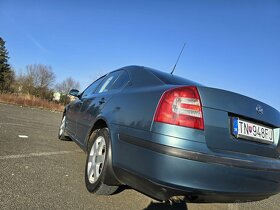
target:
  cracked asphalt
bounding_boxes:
[0,103,279,210]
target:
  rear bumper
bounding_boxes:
[121,133,280,172]
[115,133,280,202]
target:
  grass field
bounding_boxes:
[0,93,64,112]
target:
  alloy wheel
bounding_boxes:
[87,136,106,184]
[59,116,66,136]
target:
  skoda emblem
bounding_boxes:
[256,104,263,115]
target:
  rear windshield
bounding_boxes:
[148,68,202,86]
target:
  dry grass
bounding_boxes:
[0,93,64,112]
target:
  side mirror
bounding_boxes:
[69,89,80,97]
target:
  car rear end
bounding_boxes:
[113,67,280,202]
[148,82,280,201]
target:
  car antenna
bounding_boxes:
[171,43,186,75]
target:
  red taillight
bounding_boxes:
[154,86,204,130]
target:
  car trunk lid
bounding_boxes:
[197,86,280,159]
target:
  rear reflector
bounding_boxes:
[154,86,204,130]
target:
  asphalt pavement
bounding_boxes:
[0,103,279,210]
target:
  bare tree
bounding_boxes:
[56,77,80,94]
[25,64,55,89]
[17,64,55,99]
[16,72,35,94]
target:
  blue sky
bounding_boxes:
[0,0,279,110]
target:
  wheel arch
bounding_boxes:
[86,117,108,148]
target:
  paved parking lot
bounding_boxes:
[0,103,279,210]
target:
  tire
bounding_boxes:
[58,114,70,141]
[85,128,118,195]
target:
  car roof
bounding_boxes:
[119,65,202,86]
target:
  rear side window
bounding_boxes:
[96,71,121,93]
[96,70,130,93]
[110,70,129,90]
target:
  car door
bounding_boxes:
[65,98,81,138]
[76,70,130,145]
[66,76,105,141]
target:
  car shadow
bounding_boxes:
[143,200,188,210]
[112,185,132,195]
[113,186,188,210]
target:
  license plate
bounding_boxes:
[232,117,274,144]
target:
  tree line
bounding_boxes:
[0,37,80,103]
